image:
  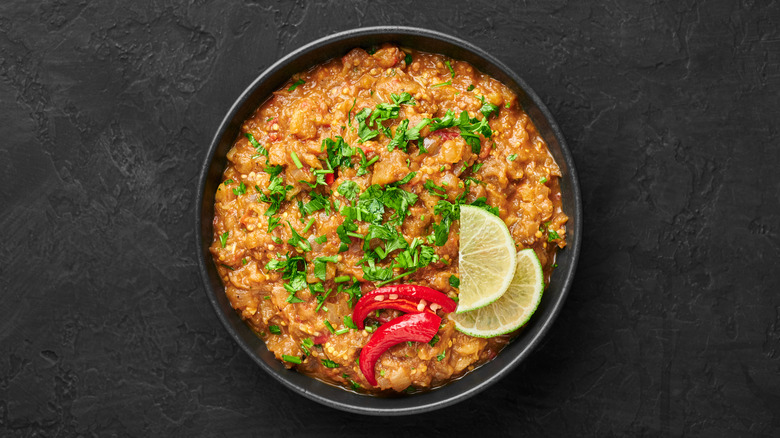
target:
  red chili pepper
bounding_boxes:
[359,312,441,386]
[325,171,335,185]
[352,285,457,330]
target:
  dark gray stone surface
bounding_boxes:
[1,0,778,436]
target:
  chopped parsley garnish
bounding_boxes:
[404,53,412,65]
[392,171,416,186]
[449,275,460,288]
[315,286,332,312]
[436,351,446,362]
[429,334,440,347]
[381,187,418,225]
[314,235,327,244]
[313,255,339,281]
[286,222,312,252]
[478,95,500,119]
[548,227,561,241]
[224,179,234,185]
[507,154,517,162]
[286,292,305,304]
[340,280,362,307]
[265,164,284,178]
[245,132,269,158]
[269,325,282,335]
[343,373,361,391]
[472,162,484,172]
[388,118,430,152]
[392,238,437,271]
[302,192,329,216]
[266,253,308,294]
[288,79,304,92]
[539,176,548,184]
[290,151,303,169]
[361,258,393,282]
[387,119,409,152]
[467,84,475,91]
[323,136,354,169]
[321,358,340,368]
[355,148,379,176]
[347,98,357,126]
[354,107,378,143]
[431,80,451,88]
[344,315,358,329]
[258,173,293,217]
[324,320,336,334]
[282,354,301,364]
[424,180,448,198]
[337,180,360,200]
[219,231,229,248]
[232,181,247,196]
[268,216,281,232]
[427,109,492,154]
[445,60,455,78]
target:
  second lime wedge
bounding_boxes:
[455,205,517,313]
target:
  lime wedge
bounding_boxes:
[451,248,545,338]
[456,205,517,313]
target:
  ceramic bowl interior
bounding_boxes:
[196,26,582,416]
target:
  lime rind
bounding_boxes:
[455,205,517,314]
[452,249,545,338]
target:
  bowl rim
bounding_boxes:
[196,25,582,416]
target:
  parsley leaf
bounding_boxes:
[344,315,358,330]
[392,171,416,186]
[268,216,282,232]
[288,79,304,91]
[445,60,455,78]
[321,359,340,368]
[341,281,362,307]
[382,187,418,225]
[424,180,448,198]
[476,95,499,119]
[232,181,247,196]
[449,275,460,288]
[362,258,393,282]
[245,133,269,158]
[219,231,229,248]
[287,222,312,252]
[258,174,293,216]
[323,136,354,169]
[337,180,360,200]
[302,192,329,216]
[314,255,339,281]
[355,108,378,143]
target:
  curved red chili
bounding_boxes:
[359,312,441,386]
[353,285,457,330]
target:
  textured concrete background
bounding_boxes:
[1,0,779,436]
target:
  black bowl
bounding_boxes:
[196,26,582,415]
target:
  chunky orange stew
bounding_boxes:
[210,44,567,393]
